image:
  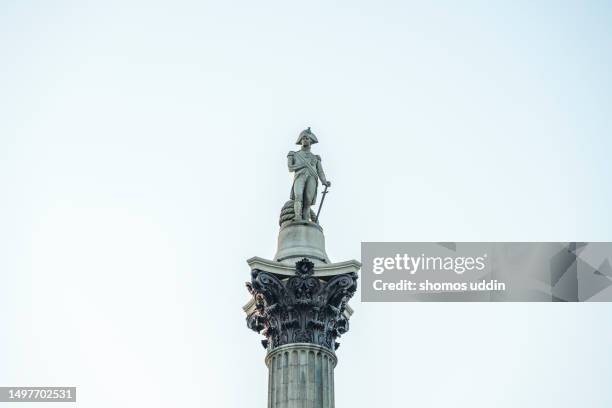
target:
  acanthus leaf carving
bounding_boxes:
[245,258,357,351]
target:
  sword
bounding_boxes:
[315,184,329,223]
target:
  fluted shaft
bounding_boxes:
[265,343,336,408]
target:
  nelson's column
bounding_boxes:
[244,128,361,408]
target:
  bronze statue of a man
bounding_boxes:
[287,128,331,222]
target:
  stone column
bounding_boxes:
[245,258,358,408]
[266,343,336,408]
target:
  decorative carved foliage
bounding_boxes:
[246,258,358,351]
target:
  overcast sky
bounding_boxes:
[1,1,612,407]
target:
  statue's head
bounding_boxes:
[295,127,319,146]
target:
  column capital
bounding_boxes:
[246,258,358,352]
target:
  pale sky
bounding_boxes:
[1,1,612,407]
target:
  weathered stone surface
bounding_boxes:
[275,221,330,264]
[279,200,318,227]
[246,257,361,277]
[286,128,331,224]
[246,258,358,352]
[266,343,336,408]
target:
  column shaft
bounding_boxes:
[266,343,337,408]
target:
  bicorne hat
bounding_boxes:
[295,127,319,144]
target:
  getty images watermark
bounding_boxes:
[371,251,503,292]
[361,242,612,302]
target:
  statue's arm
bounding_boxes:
[287,152,299,172]
[316,156,331,187]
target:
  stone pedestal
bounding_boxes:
[266,343,336,408]
[275,221,330,264]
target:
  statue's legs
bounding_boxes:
[302,176,317,220]
[293,174,307,221]
[294,201,303,221]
